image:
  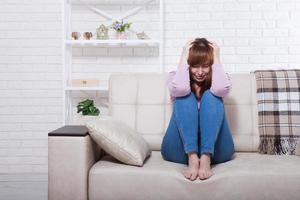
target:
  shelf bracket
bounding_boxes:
[77,0,155,20]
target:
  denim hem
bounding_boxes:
[185,148,199,154]
[200,149,214,158]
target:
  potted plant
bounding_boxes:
[111,20,132,39]
[77,99,100,116]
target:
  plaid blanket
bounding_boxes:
[254,69,300,155]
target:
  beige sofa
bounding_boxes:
[48,72,300,200]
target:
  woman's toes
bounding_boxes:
[182,156,200,181]
[182,169,191,179]
[198,170,204,180]
[198,154,213,180]
[198,169,213,180]
[190,171,198,181]
[182,168,198,181]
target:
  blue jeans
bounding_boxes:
[161,90,235,165]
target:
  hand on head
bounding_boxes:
[207,41,221,64]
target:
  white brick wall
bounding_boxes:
[0,0,300,198]
[0,0,62,180]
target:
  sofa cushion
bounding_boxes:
[85,116,151,166]
[89,151,300,200]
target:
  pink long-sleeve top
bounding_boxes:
[166,63,231,109]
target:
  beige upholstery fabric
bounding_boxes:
[89,151,300,200]
[109,72,259,152]
[296,139,300,156]
[85,116,152,166]
[48,135,101,200]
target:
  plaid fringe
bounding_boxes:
[258,135,298,155]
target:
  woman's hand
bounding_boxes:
[183,39,194,52]
[209,41,221,64]
[178,39,194,66]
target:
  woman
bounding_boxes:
[161,38,235,181]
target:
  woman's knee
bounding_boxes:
[174,92,197,105]
[174,92,198,117]
[200,90,224,111]
[201,90,223,102]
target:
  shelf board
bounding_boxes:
[65,39,160,47]
[65,86,108,91]
[71,0,157,5]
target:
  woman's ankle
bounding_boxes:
[187,152,199,163]
[200,153,212,163]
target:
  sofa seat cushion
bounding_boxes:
[89,151,300,200]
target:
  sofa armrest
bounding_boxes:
[48,125,103,200]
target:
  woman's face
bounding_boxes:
[189,64,211,83]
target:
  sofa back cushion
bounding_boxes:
[108,72,259,152]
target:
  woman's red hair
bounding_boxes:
[187,38,214,100]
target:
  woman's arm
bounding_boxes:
[209,42,232,98]
[166,40,193,98]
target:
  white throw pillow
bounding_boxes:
[85,116,152,166]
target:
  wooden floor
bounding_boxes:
[0,174,47,200]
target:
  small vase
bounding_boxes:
[116,31,126,40]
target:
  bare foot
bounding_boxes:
[182,152,199,181]
[198,153,214,180]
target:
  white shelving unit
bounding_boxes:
[62,0,164,124]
